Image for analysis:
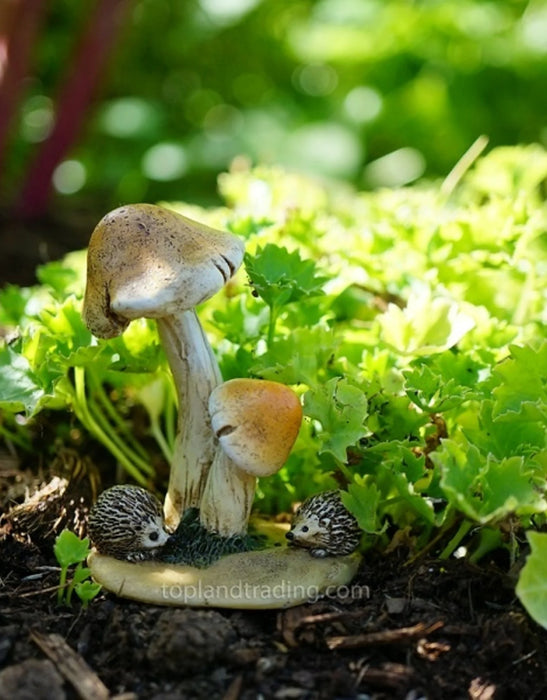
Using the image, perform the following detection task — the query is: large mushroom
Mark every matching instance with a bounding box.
[200,378,303,536]
[82,203,244,528]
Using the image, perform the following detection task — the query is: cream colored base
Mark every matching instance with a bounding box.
[88,547,361,609]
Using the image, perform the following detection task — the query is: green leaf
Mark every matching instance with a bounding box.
[492,343,547,422]
[379,292,475,356]
[74,580,102,606]
[341,478,386,534]
[304,377,368,462]
[516,532,547,630]
[71,566,93,585]
[0,284,33,326]
[252,326,339,385]
[404,351,483,412]
[0,345,44,414]
[244,244,327,309]
[434,439,546,524]
[466,400,546,460]
[53,530,91,569]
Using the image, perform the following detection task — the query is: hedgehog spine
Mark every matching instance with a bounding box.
[286,490,361,558]
[88,484,170,562]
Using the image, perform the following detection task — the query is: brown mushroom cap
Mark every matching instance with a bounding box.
[208,378,303,476]
[83,204,244,338]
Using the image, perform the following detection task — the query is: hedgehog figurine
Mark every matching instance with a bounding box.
[88,485,170,562]
[286,490,362,558]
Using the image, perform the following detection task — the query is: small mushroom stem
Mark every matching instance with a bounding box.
[157,310,222,528]
[199,451,256,537]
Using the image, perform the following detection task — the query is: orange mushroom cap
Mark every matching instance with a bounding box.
[208,378,303,476]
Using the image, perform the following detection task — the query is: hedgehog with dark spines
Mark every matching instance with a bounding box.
[88,485,170,562]
[286,490,362,558]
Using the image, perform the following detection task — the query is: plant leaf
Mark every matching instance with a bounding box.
[516,532,547,630]
[53,530,91,569]
[304,377,368,462]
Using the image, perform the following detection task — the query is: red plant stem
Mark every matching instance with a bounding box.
[16,0,133,219]
[0,0,47,187]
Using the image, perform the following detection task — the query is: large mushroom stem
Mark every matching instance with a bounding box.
[157,310,222,529]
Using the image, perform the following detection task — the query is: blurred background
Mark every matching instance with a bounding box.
[0,0,546,281]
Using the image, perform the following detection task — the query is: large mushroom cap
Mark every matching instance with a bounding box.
[83,204,244,338]
[208,378,303,476]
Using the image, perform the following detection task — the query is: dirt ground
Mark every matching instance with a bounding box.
[1,491,547,700]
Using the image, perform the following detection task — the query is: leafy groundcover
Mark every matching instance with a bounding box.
[1,145,547,697]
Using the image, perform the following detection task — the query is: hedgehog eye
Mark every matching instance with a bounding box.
[301,525,309,533]
[149,531,160,542]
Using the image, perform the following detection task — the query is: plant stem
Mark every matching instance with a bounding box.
[0,0,46,184]
[0,421,30,451]
[440,134,489,200]
[337,462,354,484]
[149,418,174,463]
[86,394,154,476]
[65,562,80,606]
[57,566,67,606]
[405,507,458,565]
[89,371,149,461]
[72,367,149,485]
[267,303,278,347]
[439,519,473,560]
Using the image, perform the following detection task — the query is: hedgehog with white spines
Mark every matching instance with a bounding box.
[286,490,362,558]
[88,485,170,562]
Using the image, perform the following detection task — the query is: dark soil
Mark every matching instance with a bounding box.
[2,494,547,700]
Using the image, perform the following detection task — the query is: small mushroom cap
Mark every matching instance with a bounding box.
[83,204,244,338]
[209,378,303,476]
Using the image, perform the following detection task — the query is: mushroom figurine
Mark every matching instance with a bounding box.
[82,203,244,528]
[84,203,361,608]
[199,378,303,536]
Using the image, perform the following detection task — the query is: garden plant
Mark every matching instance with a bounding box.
[1,143,546,695]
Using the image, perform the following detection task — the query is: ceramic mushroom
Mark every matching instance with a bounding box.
[82,203,244,528]
[83,204,361,608]
[200,378,303,536]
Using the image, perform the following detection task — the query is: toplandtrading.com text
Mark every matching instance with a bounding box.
[160,581,370,604]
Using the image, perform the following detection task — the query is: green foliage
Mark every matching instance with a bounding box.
[1,145,547,618]
[434,439,546,525]
[0,254,172,484]
[516,532,547,630]
[6,0,547,209]
[53,530,101,608]
[304,378,368,463]
[245,244,328,344]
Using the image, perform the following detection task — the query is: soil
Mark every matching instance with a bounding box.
[1,217,547,699]
[1,476,547,700]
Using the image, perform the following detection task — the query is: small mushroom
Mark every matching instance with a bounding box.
[199,378,303,536]
[82,204,244,528]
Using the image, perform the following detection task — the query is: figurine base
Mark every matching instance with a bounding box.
[88,546,361,609]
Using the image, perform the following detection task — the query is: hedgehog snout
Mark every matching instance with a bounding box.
[141,520,170,549]
[285,530,294,541]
